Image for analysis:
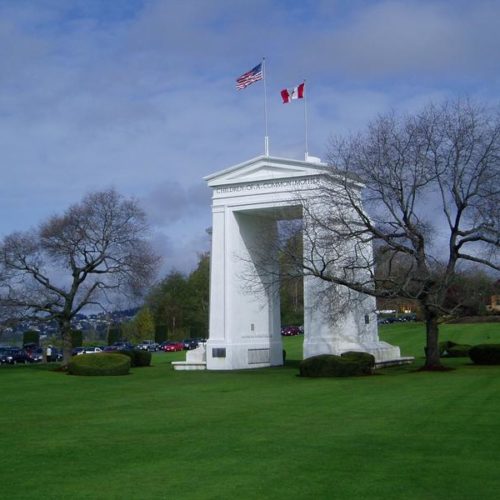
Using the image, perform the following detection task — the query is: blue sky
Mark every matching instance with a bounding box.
[1,0,499,275]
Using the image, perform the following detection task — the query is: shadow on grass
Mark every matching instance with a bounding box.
[284,359,301,370]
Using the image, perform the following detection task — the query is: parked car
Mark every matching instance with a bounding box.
[0,348,34,364]
[27,347,44,362]
[136,340,159,352]
[83,347,103,354]
[72,347,85,356]
[182,339,199,350]
[160,341,184,352]
[281,325,302,336]
[0,347,15,364]
[22,344,43,362]
[51,348,63,362]
[111,342,135,351]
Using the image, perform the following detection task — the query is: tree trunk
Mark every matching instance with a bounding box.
[423,311,442,369]
[60,320,73,365]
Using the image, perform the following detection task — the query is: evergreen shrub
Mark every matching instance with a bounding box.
[155,323,168,344]
[118,349,151,367]
[133,349,152,367]
[70,330,83,349]
[107,324,122,346]
[469,344,500,365]
[23,331,40,346]
[68,353,130,376]
[299,352,375,378]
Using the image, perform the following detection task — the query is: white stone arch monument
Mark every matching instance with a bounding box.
[195,155,401,371]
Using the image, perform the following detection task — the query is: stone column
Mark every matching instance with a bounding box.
[206,208,283,369]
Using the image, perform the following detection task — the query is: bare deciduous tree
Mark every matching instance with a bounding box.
[0,189,160,362]
[299,98,500,369]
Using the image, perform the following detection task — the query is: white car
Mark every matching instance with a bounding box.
[84,347,103,354]
[137,340,159,352]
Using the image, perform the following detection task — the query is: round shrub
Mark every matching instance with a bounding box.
[119,349,135,364]
[341,351,375,374]
[299,353,374,378]
[133,349,152,367]
[469,344,500,365]
[119,349,151,367]
[68,353,131,376]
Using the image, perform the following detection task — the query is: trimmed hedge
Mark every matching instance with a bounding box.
[447,344,472,357]
[299,352,375,378]
[70,330,83,349]
[23,331,40,346]
[469,344,500,365]
[119,349,152,367]
[439,341,472,357]
[68,353,131,376]
[133,349,152,367]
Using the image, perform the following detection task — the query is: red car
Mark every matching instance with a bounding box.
[160,341,184,352]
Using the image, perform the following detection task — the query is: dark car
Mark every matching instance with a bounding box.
[22,344,42,362]
[111,342,135,351]
[52,348,63,362]
[160,341,184,352]
[182,339,199,350]
[1,348,34,364]
[0,347,14,364]
[27,347,44,363]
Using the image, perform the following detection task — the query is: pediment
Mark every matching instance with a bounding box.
[205,155,328,188]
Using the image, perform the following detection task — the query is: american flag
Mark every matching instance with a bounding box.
[236,63,263,90]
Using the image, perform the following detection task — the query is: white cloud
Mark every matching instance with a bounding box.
[0,0,498,276]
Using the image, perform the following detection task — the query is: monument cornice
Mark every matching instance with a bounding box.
[205,155,363,191]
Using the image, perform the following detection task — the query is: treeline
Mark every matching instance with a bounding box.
[114,244,305,344]
[35,242,496,348]
[115,253,210,344]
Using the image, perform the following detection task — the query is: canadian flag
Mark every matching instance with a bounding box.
[281,82,305,103]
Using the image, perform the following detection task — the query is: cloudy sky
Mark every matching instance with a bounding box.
[1,0,499,276]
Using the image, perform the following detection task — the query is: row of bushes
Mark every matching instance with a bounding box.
[299,343,500,378]
[440,341,500,365]
[68,349,152,376]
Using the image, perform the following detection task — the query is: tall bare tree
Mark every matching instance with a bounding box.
[0,189,159,362]
[296,99,499,369]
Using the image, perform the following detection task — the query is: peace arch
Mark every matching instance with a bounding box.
[174,155,402,370]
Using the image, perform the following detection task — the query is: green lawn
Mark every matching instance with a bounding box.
[1,322,499,499]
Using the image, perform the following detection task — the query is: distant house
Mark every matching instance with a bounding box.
[486,295,500,313]
[376,297,419,315]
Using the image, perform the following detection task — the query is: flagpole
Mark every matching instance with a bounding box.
[263,57,269,156]
[304,79,308,161]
